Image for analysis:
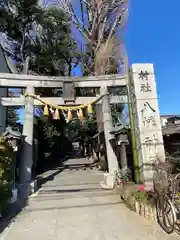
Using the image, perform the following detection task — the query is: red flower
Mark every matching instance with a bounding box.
[137,185,145,191]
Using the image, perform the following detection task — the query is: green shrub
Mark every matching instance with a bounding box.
[132,190,148,203]
[0,137,14,214]
[114,168,132,183]
[0,182,12,214]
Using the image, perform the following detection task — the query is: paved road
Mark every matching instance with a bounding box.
[1,158,179,240]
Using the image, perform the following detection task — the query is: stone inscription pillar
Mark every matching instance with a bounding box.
[130,64,165,188]
[19,85,34,197]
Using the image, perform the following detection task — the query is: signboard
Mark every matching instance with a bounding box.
[63,80,75,102]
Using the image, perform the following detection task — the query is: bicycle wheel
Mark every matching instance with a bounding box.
[156,196,176,234]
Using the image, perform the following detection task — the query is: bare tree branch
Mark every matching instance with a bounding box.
[59,0,129,75]
[20,30,25,63]
[23,56,30,74]
[57,0,91,42]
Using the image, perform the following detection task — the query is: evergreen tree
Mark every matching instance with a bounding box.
[30,6,81,76]
[0,1,80,169]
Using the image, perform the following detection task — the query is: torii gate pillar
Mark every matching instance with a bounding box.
[100,86,119,189]
[19,85,34,197]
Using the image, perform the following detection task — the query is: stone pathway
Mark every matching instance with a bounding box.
[1,158,179,240]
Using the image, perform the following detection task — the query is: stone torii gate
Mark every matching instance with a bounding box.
[0,63,165,196]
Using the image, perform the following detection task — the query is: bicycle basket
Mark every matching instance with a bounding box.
[153,167,169,195]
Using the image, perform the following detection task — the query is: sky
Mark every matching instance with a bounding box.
[18,0,180,122]
[126,0,180,114]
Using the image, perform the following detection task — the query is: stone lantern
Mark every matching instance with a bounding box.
[2,126,22,151]
[110,125,129,170]
[2,126,22,203]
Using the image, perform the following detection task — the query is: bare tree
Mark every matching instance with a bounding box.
[58,0,129,75]
[94,36,127,75]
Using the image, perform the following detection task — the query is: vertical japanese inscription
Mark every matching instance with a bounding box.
[138,71,157,129]
[140,102,156,128]
[142,134,160,162]
[138,70,159,163]
[139,70,152,93]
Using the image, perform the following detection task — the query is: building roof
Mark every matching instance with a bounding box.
[161,115,180,118]
[2,127,21,139]
[162,124,180,136]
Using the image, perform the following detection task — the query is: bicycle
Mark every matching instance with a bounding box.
[155,172,180,234]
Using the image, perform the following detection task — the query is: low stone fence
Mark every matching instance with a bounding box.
[117,183,157,221]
